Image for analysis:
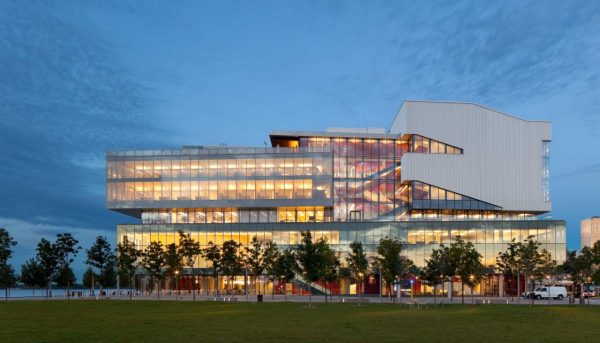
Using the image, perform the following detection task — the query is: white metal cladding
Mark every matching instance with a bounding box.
[391,101,552,213]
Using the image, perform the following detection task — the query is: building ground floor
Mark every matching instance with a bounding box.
[123,273,553,299]
[116,219,566,297]
[117,219,566,268]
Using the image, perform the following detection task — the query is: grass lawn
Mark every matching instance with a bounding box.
[1,300,599,342]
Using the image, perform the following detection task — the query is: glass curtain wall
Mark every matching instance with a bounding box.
[118,220,566,270]
[300,137,408,221]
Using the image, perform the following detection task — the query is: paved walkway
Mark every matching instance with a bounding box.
[4,293,599,305]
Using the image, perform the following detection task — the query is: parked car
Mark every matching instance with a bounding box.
[528,286,567,300]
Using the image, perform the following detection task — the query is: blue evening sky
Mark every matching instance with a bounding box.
[1,1,599,276]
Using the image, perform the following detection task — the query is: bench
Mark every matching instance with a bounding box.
[341,298,370,304]
[213,297,238,302]
[477,299,509,305]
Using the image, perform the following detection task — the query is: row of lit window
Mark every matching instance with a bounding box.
[406,228,562,244]
[410,135,463,154]
[301,137,408,158]
[107,180,331,202]
[106,157,332,179]
[141,207,331,224]
[412,181,465,201]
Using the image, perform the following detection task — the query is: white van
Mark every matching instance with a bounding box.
[531,286,567,300]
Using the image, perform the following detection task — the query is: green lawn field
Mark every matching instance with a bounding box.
[1,301,598,342]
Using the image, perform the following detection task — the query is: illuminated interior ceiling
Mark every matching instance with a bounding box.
[270,135,299,147]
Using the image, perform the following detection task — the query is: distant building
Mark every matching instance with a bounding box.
[106,100,566,296]
[581,217,600,250]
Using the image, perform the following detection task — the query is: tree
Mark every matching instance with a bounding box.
[53,265,76,288]
[421,246,445,304]
[86,236,115,295]
[36,238,58,298]
[0,228,17,266]
[347,241,369,304]
[83,267,97,289]
[244,236,264,295]
[516,236,553,306]
[116,236,141,300]
[220,240,243,294]
[294,231,325,307]
[318,240,340,302]
[374,237,411,303]
[571,246,595,305]
[20,258,46,296]
[53,233,81,300]
[177,230,201,300]
[202,242,221,297]
[101,258,118,289]
[460,243,483,304]
[142,241,166,299]
[164,243,183,295]
[496,238,520,301]
[0,228,17,300]
[448,237,483,304]
[263,241,281,299]
[274,249,296,302]
[0,265,18,299]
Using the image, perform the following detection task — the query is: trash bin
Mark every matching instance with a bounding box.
[257,294,263,302]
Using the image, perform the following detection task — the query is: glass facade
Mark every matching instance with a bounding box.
[107,125,563,296]
[301,137,407,221]
[542,141,550,202]
[106,146,333,211]
[409,134,463,154]
[411,181,502,211]
[117,220,567,269]
[141,207,331,224]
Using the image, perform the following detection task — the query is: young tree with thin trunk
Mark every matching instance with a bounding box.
[460,248,483,305]
[202,242,221,297]
[164,243,183,295]
[275,249,296,302]
[142,241,166,299]
[177,230,201,300]
[263,241,281,299]
[53,233,81,300]
[244,236,264,295]
[36,238,58,298]
[318,240,339,303]
[116,236,141,300]
[83,267,96,289]
[374,237,409,303]
[86,236,115,296]
[421,247,445,304]
[293,231,321,307]
[449,237,482,304]
[0,228,17,300]
[496,238,520,301]
[220,240,243,294]
[517,236,544,306]
[53,265,75,289]
[347,241,369,304]
[21,258,46,296]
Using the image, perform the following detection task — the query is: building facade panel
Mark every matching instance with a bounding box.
[393,101,551,212]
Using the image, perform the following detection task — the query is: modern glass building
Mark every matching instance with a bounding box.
[108,101,566,296]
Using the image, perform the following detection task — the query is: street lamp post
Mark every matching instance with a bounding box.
[358,272,364,305]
